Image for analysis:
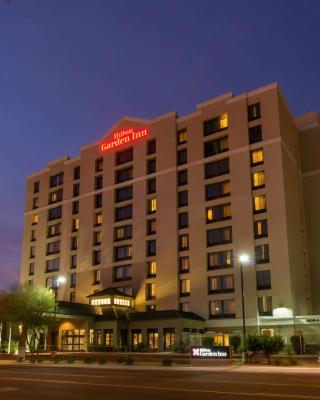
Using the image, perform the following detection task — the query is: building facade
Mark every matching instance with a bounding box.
[20,82,320,350]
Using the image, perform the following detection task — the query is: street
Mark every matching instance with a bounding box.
[1,364,320,399]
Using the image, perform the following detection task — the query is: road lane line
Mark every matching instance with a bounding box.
[0,377,320,399]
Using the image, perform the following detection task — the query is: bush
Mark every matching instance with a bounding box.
[67,357,75,364]
[37,358,43,363]
[135,342,146,352]
[162,358,173,366]
[84,357,95,364]
[230,335,241,353]
[247,334,284,363]
[117,356,125,363]
[17,356,24,363]
[290,335,304,355]
[125,357,134,365]
[305,344,320,355]
[202,336,214,347]
[98,358,107,365]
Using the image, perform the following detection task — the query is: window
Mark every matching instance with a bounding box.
[252,171,265,189]
[147,240,156,256]
[29,262,35,275]
[146,283,156,300]
[208,275,234,294]
[147,159,156,174]
[114,245,132,261]
[93,231,102,246]
[48,206,62,221]
[93,269,101,285]
[94,193,103,209]
[131,330,142,349]
[249,125,262,144]
[116,286,132,296]
[70,254,77,269]
[47,223,61,238]
[205,158,229,179]
[147,219,156,235]
[49,189,63,204]
[115,205,132,221]
[177,128,187,145]
[147,139,156,155]
[207,227,232,246]
[147,261,157,278]
[179,256,189,273]
[94,212,103,226]
[72,200,79,215]
[177,169,188,186]
[253,195,267,213]
[71,236,78,250]
[46,276,58,288]
[206,180,230,200]
[70,272,76,288]
[33,181,40,193]
[92,250,101,265]
[147,178,156,194]
[208,250,233,270]
[178,212,188,229]
[50,173,63,188]
[178,190,188,207]
[204,113,228,136]
[177,149,187,165]
[95,175,103,190]
[73,183,80,197]
[209,299,235,318]
[255,244,270,264]
[163,328,175,351]
[146,304,156,311]
[46,258,60,272]
[147,198,157,214]
[72,218,79,232]
[116,167,133,184]
[95,158,103,173]
[116,148,133,165]
[31,214,38,225]
[204,136,229,157]
[115,186,133,202]
[179,234,189,251]
[248,103,261,121]
[147,329,158,350]
[114,265,132,281]
[70,292,76,303]
[31,230,36,242]
[258,296,273,316]
[254,219,268,238]
[180,279,190,296]
[32,197,39,209]
[257,270,271,290]
[47,240,60,255]
[74,166,80,180]
[251,149,264,166]
[114,225,132,241]
[206,203,231,223]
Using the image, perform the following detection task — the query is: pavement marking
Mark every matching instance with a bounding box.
[0,387,19,392]
[1,377,320,399]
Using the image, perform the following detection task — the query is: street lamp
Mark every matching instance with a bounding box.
[239,254,250,363]
[51,276,66,351]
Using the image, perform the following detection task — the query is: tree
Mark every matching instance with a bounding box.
[290,335,304,355]
[0,284,55,361]
[247,334,284,364]
[229,335,241,353]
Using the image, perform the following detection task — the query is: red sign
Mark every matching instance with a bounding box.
[100,127,149,152]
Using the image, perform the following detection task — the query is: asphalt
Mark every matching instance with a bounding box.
[1,363,320,399]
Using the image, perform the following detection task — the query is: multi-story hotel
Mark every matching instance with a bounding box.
[20,82,320,352]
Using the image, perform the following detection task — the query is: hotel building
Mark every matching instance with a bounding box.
[20,82,320,351]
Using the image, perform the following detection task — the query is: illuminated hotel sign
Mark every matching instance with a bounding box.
[191,346,230,360]
[100,127,149,152]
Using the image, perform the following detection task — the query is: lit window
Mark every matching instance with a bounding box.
[253,195,267,213]
[180,279,190,296]
[146,283,156,300]
[93,269,101,284]
[95,212,103,226]
[31,214,38,225]
[248,103,261,121]
[179,234,189,251]
[147,198,157,214]
[72,218,80,232]
[177,129,187,145]
[251,149,264,166]
[147,261,157,278]
[252,171,265,189]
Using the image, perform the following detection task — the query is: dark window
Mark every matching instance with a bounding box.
[71,254,77,269]
[47,223,61,238]
[146,283,156,300]
[48,206,62,221]
[248,103,261,121]
[207,250,233,270]
[204,136,229,157]
[257,270,271,290]
[70,292,76,303]
[177,149,187,165]
[115,186,133,202]
[254,219,268,238]
[147,139,156,155]
[205,158,229,179]
[147,178,156,194]
[147,159,156,174]
[32,197,39,209]
[92,269,101,285]
[114,265,132,281]
[114,225,132,241]
[70,272,76,288]
[115,205,132,222]
[46,258,60,272]
[33,181,40,193]
[178,212,189,229]
[29,262,35,275]
[30,230,36,242]
[177,129,187,145]
[147,240,156,256]
[116,167,133,184]
[71,236,78,250]
[93,231,102,246]
[258,296,273,316]
[47,240,60,255]
[178,190,188,207]
[95,175,103,190]
[249,125,262,144]
[203,113,228,136]
[95,158,103,172]
[73,166,80,180]
[255,244,270,264]
[209,299,235,319]
[50,173,63,188]
[49,189,63,204]
[206,203,231,223]
[94,193,103,209]
[205,180,230,201]
[207,226,232,246]
[72,201,79,215]
[116,148,133,166]
[208,275,234,294]
[146,219,156,235]
[179,234,189,251]
[177,170,188,186]
[114,245,132,261]
[73,183,80,197]
[179,256,189,273]
[92,250,101,265]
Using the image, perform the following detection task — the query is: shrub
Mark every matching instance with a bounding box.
[67,357,75,364]
[98,358,107,365]
[17,356,24,363]
[84,357,94,364]
[117,356,125,363]
[290,335,304,355]
[287,356,298,365]
[247,334,284,363]
[125,357,134,365]
[305,344,320,355]
[202,336,214,347]
[37,358,43,363]
[230,335,241,353]
[162,358,173,366]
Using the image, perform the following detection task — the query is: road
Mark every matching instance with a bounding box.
[1,364,320,400]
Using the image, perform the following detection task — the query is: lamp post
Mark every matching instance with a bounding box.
[51,276,66,351]
[239,254,249,363]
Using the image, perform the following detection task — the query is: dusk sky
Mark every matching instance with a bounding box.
[0,0,319,290]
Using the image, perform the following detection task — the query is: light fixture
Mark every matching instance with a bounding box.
[57,276,66,285]
[239,254,250,263]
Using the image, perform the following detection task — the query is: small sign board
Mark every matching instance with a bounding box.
[191,346,230,360]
